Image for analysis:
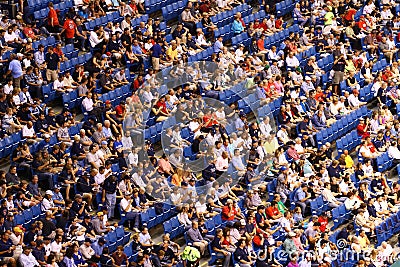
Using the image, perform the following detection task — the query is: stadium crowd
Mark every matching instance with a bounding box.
[2,0,400,266]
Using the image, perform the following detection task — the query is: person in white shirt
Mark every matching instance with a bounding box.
[19,87,33,105]
[277,126,290,144]
[119,193,141,231]
[215,151,229,174]
[381,5,393,23]
[259,116,272,138]
[34,45,46,68]
[279,211,292,233]
[139,227,154,247]
[127,149,138,168]
[19,247,39,267]
[79,239,95,261]
[388,141,400,160]
[41,190,58,212]
[363,0,375,14]
[322,183,346,208]
[359,141,375,159]
[81,92,95,114]
[89,26,105,50]
[122,131,134,150]
[344,191,362,211]
[53,75,66,93]
[22,121,37,140]
[196,28,210,48]
[4,26,20,45]
[141,86,155,104]
[234,44,246,62]
[286,52,300,69]
[63,72,78,91]
[4,79,13,95]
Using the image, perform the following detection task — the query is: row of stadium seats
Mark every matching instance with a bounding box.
[315,106,370,148]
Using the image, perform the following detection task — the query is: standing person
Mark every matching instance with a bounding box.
[60,14,77,45]
[150,39,163,73]
[47,2,61,34]
[332,53,346,95]
[102,175,118,219]
[45,46,60,82]
[4,54,23,89]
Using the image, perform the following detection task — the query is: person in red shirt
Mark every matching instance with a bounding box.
[60,14,77,45]
[115,100,127,121]
[265,201,283,220]
[356,118,370,139]
[317,212,329,232]
[221,199,238,221]
[53,43,67,62]
[365,136,377,154]
[202,109,219,128]
[23,23,39,41]
[344,8,356,23]
[382,66,393,82]
[132,74,144,91]
[358,16,367,32]
[47,2,61,33]
[259,18,268,32]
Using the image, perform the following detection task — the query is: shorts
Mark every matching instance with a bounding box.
[332,71,344,85]
[152,57,160,71]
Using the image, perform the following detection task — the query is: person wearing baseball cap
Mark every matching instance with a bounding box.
[276,165,290,204]
[42,190,58,213]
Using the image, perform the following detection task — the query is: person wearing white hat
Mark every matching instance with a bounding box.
[41,190,58,213]
[301,76,315,95]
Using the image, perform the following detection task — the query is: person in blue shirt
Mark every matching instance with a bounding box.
[0,231,16,266]
[5,53,23,89]
[91,238,106,261]
[150,39,163,72]
[294,183,311,216]
[231,15,244,35]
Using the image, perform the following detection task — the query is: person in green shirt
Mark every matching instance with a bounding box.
[324,6,335,26]
[274,194,288,214]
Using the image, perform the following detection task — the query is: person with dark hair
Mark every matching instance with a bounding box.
[63,247,76,267]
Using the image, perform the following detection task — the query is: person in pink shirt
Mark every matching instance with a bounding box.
[158,154,174,177]
[287,141,300,162]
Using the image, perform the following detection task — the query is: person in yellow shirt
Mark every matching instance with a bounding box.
[343,150,354,169]
[264,131,279,154]
[166,40,179,64]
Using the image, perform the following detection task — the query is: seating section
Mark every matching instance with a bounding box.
[316,106,370,148]
[161,0,188,22]
[31,36,59,51]
[145,0,180,14]
[33,0,74,24]
[197,4,253,30]
[275,0,295,17]
[336,129,362,156]
[83,11,124,31]
[13,204,44,229]
[331,204,353,230]
[376,151,393,173]
[28,0,63,12]
[375,210,400,246]
[103,226,131,253]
